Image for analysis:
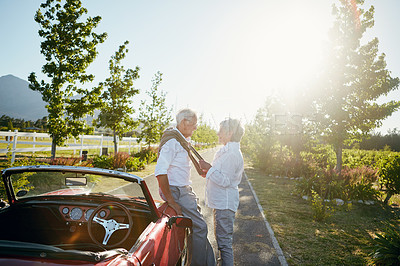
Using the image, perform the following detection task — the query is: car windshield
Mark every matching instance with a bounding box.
[9,171,145,201]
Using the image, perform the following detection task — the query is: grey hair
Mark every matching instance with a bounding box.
[220,118,244,142]
[176,108,197,125]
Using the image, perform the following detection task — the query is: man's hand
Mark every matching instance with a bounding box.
[156,174,183,215]
[199,160,212,178]
[168,201,183,215]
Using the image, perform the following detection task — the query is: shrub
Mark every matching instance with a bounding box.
[133,147,158,164]
[377,154,400,204]
[371,221,400,265]
[341,166,378,185]
[113,152,130,169]
[92,155,113,169]
[125,157,146,171]
[311,190,333,222]
[50,157,81,166]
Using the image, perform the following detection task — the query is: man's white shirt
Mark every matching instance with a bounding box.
[155,128,192,186]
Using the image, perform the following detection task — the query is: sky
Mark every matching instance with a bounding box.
[0,0,399,133]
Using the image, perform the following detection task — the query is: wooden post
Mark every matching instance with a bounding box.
[80,135,84,157]
[100,134,104,156]
[32,132,36,154]
[11,129,18,164]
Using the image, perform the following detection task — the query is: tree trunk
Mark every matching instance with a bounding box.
[113,131,118,153]
[335,143,343,175]
[51,139,57,160]
[384,192,393,205]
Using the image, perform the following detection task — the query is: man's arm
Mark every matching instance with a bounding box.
[156,174,182,215]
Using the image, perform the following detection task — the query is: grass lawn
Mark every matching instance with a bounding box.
[245,166,400,265]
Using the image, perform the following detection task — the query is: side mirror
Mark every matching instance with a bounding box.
[16,190,28,197]
[167,216,192,229]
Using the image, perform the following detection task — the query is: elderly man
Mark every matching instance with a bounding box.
[155,108,215,266]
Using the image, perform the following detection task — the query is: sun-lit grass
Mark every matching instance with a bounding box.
[246,166,400,265]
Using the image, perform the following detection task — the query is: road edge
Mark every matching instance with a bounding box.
[244,171,288,266]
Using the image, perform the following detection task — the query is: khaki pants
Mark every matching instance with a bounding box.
[161,185,216,266]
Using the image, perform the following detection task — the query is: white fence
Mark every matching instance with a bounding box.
[0,130,142,163]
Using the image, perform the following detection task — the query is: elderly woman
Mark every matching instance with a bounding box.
[200,118,245,266]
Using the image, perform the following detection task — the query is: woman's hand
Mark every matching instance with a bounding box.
[199,160,212,177]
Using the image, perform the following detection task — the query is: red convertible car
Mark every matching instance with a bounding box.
[0,165,192,265]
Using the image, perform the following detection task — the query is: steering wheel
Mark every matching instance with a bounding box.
[88,202,133,248]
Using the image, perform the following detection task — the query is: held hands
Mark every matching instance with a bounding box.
[199,160,212,178]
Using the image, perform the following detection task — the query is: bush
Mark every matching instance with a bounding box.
[295,165,380,202]
[113,152,130,169]
[50,157,81,166]
[377,154,400,204]
[125,157,146,171]
[92,155,113,169]
[133,147,158,164]
[371,221,400,265]
[311,190,333,222]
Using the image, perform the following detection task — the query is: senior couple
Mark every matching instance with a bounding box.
[155,108,244,266]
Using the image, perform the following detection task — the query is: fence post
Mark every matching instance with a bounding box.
[100,134,103,156]
[32,132,36,154]
[11,129,18,164]
[128,137,131,154]
[116,135,119,153]
[80,135,84,157]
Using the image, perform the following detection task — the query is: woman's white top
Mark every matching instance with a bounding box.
[205,142,244,212]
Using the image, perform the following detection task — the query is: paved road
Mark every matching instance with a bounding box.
[143,147,284,265]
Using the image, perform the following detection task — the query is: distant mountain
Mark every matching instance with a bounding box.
[0,74,47,121]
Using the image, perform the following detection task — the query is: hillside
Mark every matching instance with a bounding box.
[0,74,47,120]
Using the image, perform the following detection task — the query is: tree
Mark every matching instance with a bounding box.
[191,116,218,145]
[28,0,107,158]
[96,41,140,153]
[241,96,282,172]
[137,72,172,148]
[311,0,400,174]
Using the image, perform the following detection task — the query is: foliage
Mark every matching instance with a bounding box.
[137,72,172,147]
[125,157,145,171]
[50,157,81,166]
[247,167,400,265]
[92,155,114,169]
[295,165,380,202]
[311,190,333,222]
[96,41,140,153]
[113,152,130,169]
[91,152,146,171]
[377,154,400,204]
[133,147,158,164]
[360,129,400,152]
[28,0,107,158]
[309,0,400,174]
[191,116,218,145]
[371,221,400,265]
[0,115,48,131]
[0,153,48,200]
[241,97,281,172]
